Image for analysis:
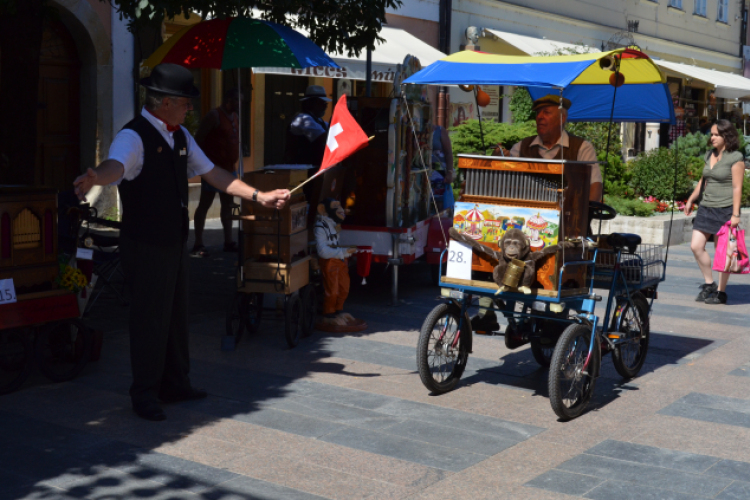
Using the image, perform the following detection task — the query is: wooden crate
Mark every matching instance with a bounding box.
[243,229,309,263]
[240,255,310,295]
[244,169,308,192]
[242,201,308,235]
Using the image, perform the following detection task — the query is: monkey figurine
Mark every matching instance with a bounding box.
[448,227,570,293]
[314,198,367,333]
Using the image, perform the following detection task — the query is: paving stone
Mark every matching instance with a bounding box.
[61,467,201,500]
[557,454,731,497]
[705,459,750,483]
[584,439,720,473]
[716,481,750,500]
[525,469,605,496]
[319,426,488,472]
[202,475,329,500]
[231,406,348,438]
[659,401,750,429]
[583,479,710,500]
[267,396,404,430]
[379,419,518,456]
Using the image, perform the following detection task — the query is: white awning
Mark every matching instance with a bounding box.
[482,28,597,56]
[254,26,445,82]
[655,60,750,99]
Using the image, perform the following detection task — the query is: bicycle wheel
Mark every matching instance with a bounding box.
[244,293,264,336]
[35,319,92,383]
[548,323,599,420]
[299,285,317,337]
[611,292,650,379]
[226,293,247,344]
[284,292,303,348]
[0,329,33,395]
[417,303,470,394]
[530,338,555,367]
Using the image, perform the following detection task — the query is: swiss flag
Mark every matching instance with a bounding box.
[319,95,369,172]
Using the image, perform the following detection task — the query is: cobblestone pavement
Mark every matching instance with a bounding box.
[4,224,750,500]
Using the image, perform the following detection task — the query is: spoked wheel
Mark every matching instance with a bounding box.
[548,323,600,420]
[417,303,470,394]
[299,285,317,338]
[0,329,34,394]
[611,292,650,379]
[530,337,556,367]
[284,292,304,348]
[226,293,247,344]
[244,293,264,336]
[35,319,92,382]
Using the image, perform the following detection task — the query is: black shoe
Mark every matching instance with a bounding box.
[133,402,166,421]
[705,291,727,305]
[696,282,717,301]
[159,387,208,404]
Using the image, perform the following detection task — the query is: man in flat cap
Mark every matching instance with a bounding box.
[73,63,290,422]
[285,84,332,173]
[508,94,602,202]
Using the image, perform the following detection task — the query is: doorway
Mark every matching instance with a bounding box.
[36,19,80,190]
[263,75,309,166]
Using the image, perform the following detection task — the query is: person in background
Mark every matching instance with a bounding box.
[699,117,712,135]
[432,125,454,185]
[191,88,243,257]
[684,119,744,305]
[73,64,290,421]
[285,85,331,175]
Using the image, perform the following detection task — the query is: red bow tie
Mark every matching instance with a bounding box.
[146,109,180,132]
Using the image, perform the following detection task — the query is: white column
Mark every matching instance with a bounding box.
[645,123,660,152]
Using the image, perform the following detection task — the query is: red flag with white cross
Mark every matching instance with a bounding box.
[319,95,369,172]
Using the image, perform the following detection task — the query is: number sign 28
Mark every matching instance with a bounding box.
[446,241,472,280]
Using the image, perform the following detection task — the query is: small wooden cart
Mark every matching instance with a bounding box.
[225,167,318,349]
[0,187,92,395]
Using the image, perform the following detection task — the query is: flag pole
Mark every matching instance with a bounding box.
[288,136,375,195]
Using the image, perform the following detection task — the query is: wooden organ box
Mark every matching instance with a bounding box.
[453,155,592,293]
[0,187,58,293]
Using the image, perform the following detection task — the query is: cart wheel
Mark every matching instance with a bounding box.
[548,323,599,421]
[284,292,304,348]
[299,285,317,337]
[417,302,470,394]
[611,292,650,379]
[244,293,264,335]
[226,293,247,344]
[0,329,34,395]
[530,338,555,368]
[35,319,92,383]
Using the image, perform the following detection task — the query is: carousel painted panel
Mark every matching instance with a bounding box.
[452,202,560,252]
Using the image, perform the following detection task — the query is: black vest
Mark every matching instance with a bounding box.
[519,134,585,161]
[118,115,189,245]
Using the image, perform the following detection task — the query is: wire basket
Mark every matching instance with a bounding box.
[589,244,665,288]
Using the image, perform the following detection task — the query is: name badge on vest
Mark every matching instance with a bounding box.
[180,148,187,156]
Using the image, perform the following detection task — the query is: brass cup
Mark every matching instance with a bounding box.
[502,259,526,288]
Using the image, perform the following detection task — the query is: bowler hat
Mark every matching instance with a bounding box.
[300,85,331,102]
[140,63,200,99]
[532,94,572,111]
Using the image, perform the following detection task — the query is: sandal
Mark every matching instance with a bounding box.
[223,241,238,252]
[190,245,209,258]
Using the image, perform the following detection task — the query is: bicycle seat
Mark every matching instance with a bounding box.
[606,233,641,253]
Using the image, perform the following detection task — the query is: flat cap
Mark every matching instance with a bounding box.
[532,94,572,111]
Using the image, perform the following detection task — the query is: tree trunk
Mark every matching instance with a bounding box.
[0,0,46,185]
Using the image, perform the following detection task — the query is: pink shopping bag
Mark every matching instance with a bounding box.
[713,222,750,274]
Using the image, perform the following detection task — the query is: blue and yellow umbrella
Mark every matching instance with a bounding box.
[403,48,674,123]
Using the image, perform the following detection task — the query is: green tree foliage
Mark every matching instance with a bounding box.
[671,131,710,158]
[109,0,401,56]
[508,88,534,123]
[603,195,656,216]
[449,119,537,168]
[629,148,694,201]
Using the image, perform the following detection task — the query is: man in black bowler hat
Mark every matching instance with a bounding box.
[73,63,290,421]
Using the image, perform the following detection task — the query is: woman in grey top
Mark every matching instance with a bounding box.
[684,119,745,304]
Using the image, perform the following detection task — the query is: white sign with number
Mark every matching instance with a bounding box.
[0,278,17,305]
[76,247,94,260]
[446,240,473,280]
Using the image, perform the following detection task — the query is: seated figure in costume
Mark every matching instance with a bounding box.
[314,198,367,332]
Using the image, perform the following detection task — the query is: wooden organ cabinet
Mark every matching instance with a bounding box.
[453,155,591,293]
[0,187,58,293]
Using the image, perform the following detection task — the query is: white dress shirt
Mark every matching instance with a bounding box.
[510,131,602,184]
[108,107,214,184]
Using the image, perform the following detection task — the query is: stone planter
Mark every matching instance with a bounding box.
[595,212,750,246]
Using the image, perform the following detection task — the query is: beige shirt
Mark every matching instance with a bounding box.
[510,131,602,184]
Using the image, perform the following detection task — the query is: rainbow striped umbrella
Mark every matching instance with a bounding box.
[143,17,338,70]
[404,48,674,123]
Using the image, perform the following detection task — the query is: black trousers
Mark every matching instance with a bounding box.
[120,235,191,407]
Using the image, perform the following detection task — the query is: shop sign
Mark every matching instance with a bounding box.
[287,66,398,82]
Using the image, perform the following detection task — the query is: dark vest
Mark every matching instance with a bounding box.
[118,115,189,245]
[519,134,585,161]
[285,113,329,168]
